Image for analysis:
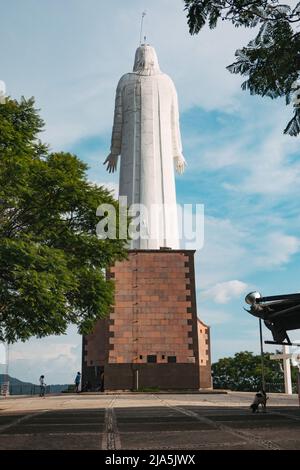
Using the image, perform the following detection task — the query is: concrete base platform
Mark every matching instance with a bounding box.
[0,392,299,450]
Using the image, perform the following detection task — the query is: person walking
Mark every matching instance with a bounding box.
[39,375,46,398]
[75,371,81,393]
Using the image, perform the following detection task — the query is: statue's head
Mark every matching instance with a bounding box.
[133,44,161,75]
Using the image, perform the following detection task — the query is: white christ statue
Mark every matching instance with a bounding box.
[104,44,186,249]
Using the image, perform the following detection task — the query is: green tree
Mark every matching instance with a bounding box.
[212,351,298,391]
[0,97,128,343]
[184,0,300,135]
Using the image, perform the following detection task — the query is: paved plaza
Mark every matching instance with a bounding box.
[0,392,300,450]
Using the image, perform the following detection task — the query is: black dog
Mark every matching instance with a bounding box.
[250,391,268,413]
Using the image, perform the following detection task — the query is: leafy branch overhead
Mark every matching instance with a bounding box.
[0,97,128,343]
[184,0,300,135]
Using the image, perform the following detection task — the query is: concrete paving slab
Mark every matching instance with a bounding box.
[120,430,258,450]
[0,415,26,426]
[4,423,103,434]
[204,413,292,422]
[0,433,102,450]
[118,421,214,433]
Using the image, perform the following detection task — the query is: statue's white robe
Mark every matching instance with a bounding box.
[109,45,183,249]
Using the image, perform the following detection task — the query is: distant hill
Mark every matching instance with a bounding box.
[0,374,69,395]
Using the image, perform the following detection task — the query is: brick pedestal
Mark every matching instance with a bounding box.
[82,249,211,391]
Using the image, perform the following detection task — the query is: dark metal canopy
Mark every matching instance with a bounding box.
[244,291,300,344]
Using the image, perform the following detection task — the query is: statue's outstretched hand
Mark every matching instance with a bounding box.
[103,153,118,173]
[175,155,187,175]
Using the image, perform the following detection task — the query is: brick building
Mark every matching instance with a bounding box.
[82,249,211,390]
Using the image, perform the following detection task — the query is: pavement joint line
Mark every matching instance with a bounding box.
[102,395,121,450]
[152,394,282,451]
[0,410,50,434]
[0,432,103,437]
[9,423,103,427]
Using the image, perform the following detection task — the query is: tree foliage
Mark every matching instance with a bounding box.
[0,97,128,342]
[184,0,300,135]
[212,351,299,391]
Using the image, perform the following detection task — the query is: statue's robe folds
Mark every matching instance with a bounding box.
[110,45,184,249]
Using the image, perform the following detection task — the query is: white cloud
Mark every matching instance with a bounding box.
[10,343,76,362]
[196,216,249,288]
[217,105,300,196]
[255,232,300,268]
[90,180,119,198]
[202,280,248,304]
[9,353,80,385]
[197,216,300,289]
[7,326,82,384]
[201,141,246,170]
[184,96,300,198]
[200,309,233,326]
[237,129,300,196]
[1,0,254,149]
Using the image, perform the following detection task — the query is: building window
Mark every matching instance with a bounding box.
[162,355,165,360]
[139,355,143,360]
[90,360,93,365]
[147,355,157,363]
[167,356,176,363]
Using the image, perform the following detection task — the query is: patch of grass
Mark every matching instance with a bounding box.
[61,384,75,393]
[138,387,160,392]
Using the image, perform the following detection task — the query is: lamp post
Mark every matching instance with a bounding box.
[245,292,266,391]
[298,370,300,407]
[259,318,266,391]
[291,353,300,407]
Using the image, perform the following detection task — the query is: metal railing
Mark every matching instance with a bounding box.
[0,384,69,396]
[213,381,298,393]
[264,382,298,394]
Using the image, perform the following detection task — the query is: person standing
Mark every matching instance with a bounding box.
[39,375,46,398]
[75,371,81,393]
[100,371,104,392]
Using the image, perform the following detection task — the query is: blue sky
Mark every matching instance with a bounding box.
[1,0,300,384]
